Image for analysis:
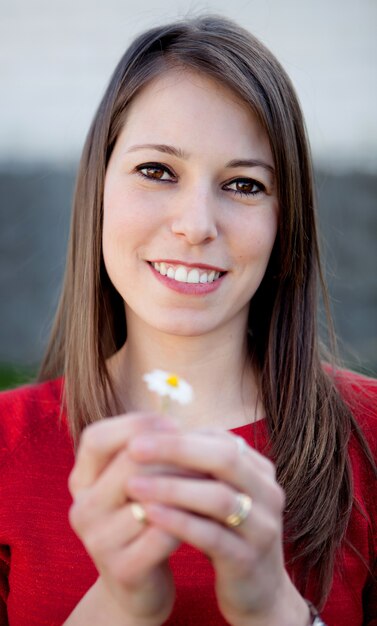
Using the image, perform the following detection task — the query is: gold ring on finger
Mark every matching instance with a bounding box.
[225,493,252,528]
[130,502,148,524]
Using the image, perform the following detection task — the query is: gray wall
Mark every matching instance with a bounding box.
[0,167,72,366]
[315,171,377,373]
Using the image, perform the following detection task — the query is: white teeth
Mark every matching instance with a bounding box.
[187,269,200,283]
[174,267,187,282]
[152,262,222,284]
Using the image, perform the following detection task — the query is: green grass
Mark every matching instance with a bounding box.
[0,364,37,391]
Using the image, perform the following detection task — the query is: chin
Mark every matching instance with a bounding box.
[146,312,218,337]
[156,321,212,337]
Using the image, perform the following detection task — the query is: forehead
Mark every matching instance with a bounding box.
[115,68,272,162]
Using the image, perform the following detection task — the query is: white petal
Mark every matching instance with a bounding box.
[143,369,193,404]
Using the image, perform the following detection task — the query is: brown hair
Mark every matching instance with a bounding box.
[39,15,374,606]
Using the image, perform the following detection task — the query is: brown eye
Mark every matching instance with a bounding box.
[235,180,256,193]
[224,177,265,197]
[136,163,174,181]
[144,166,165,179]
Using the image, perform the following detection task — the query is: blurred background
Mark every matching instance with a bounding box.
[1,0,376,389]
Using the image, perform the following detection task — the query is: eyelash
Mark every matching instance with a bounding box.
[223,178,265,197]
[135,162,175,183]
[135,162,266,197]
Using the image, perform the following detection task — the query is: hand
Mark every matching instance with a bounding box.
[68,413,182,626]
[126,429,309,626]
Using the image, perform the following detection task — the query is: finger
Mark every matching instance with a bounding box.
[71,445,191,525]
[127,472,284,529]
[69,498,146,557]
[70,448,135,524]
[69,413,177,496]
[144,501,282,570]
[142,503,251,566]
[108,525,180,586]
[127,475,240,525]
[70,499,180,586]
[128,431,277,496]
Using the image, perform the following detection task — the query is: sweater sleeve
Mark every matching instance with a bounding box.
[363,557,377,625]
[0,545,9,625]
[0,389,14,626]
[345,372,377,626]
[0,380,64,626]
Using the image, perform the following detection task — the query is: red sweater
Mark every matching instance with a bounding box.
[0,372,376,626]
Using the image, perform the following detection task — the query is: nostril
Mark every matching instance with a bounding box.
[171,224,218,245]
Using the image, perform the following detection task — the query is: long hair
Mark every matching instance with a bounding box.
[39,15,373,606]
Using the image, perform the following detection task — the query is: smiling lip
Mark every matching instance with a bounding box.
[150,259,227,273]
[147,261,226,295]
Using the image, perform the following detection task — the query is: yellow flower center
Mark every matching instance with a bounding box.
[166,374,180,387]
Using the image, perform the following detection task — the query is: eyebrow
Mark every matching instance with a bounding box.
[126,143,189,159]
[126,143,275,174]
[225,158,275,174]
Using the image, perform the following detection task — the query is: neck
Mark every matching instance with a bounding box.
[108,315,263,431]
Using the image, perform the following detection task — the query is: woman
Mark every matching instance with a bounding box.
[0,15,376,626]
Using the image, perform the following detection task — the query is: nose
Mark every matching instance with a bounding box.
[170,185,218,245]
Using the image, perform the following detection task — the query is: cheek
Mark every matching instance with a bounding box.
[102,189,134,279]
[103,181,167,234]
[236,210,278,264]
[102,187,151,257]
[102,204,122,270]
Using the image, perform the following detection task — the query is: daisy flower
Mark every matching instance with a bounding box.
[143,369,193,406]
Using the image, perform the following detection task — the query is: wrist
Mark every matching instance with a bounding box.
[98,577,168,626]
[63,577,166,626]
[230,572,310,626]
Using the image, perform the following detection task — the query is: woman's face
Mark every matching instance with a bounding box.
[103,69,278,339]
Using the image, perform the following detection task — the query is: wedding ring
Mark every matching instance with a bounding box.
[130,502,147,524]
[225,493,252,528]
